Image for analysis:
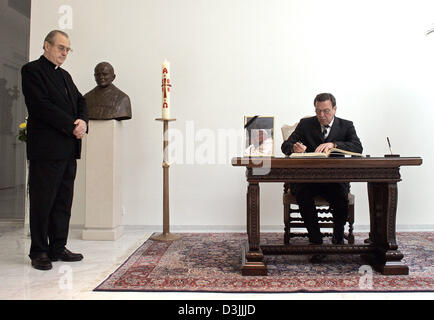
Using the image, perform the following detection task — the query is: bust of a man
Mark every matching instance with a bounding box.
[84,62,132,120]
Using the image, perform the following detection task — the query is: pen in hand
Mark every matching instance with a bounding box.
[294,141,306,153]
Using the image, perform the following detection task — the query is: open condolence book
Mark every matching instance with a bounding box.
[289,147,363,158]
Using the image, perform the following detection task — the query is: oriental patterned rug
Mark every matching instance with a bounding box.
[94,232,434,293]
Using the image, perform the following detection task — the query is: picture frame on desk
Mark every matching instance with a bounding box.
[244,116,275,157]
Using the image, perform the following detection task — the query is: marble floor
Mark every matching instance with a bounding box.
[0,226,432,300]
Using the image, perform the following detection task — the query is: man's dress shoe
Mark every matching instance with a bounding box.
[309,239,326,263]
[309,239,323,245]
[50,248,83,262]
[31,253,52,271]
[332,236,345,245]
[309,254,327,263]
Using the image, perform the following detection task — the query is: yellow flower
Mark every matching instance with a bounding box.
[19,122,27,129]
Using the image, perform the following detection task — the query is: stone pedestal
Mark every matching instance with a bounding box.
[82,120,123,240]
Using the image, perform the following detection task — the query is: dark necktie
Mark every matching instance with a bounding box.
[322,125,330,139]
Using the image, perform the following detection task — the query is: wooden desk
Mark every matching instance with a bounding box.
[231,157,423,276]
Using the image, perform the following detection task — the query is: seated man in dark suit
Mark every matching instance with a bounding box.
[281,93,363,256]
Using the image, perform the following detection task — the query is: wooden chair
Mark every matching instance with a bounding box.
[281,122,355,244]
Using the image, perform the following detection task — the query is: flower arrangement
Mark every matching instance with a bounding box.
[18,120,27,142]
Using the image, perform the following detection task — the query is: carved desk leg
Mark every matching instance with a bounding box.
[242,182,267,276]
[364,182,376,245]
[367,182,408,275]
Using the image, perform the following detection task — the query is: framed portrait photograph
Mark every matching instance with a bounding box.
[244,116,275,157]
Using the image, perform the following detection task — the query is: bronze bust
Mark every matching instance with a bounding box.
[84,62,132,120]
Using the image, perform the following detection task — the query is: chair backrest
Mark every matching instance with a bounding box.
[281,122,298,141]
[281,116,310,141]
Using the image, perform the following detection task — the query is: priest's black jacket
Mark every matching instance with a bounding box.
[21,55,88,160]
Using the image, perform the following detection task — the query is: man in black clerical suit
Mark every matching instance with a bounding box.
[281,93,362,261]
[21,30,88,270]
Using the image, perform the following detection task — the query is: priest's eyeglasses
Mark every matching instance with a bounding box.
[55,44,73,53]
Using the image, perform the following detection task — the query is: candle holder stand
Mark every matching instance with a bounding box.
[151,118,181,242]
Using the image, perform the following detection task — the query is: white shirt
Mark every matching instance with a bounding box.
[321,117,334,139]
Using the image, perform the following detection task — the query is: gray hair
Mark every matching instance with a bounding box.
[43,30,69,49]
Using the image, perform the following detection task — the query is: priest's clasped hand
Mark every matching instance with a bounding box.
[73,119,87,139]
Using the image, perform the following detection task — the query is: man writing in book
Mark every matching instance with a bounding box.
[281,93,362,260]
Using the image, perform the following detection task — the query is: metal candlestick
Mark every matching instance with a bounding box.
[151,118,181,242]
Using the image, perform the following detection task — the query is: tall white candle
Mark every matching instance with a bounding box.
[162,60,171,119]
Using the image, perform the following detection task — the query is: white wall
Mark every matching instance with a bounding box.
[29,0,434,230]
